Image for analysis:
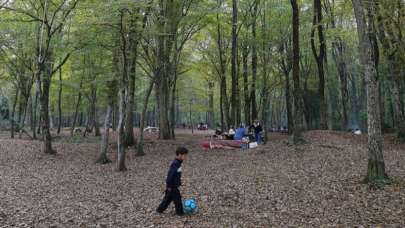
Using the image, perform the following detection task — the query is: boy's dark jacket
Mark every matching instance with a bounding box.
[166,159,182,189]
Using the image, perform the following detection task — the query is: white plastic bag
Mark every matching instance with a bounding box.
[249,142,258,148]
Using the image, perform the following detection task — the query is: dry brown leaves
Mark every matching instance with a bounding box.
[0,130,405,227]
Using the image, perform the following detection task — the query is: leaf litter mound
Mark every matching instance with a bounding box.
[0,130,405,227]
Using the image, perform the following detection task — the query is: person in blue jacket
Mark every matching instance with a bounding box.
[156,147,188,216]
[234,125,246,140]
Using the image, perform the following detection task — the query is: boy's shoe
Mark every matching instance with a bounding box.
[176,212,185,216]
[156,209,163,214]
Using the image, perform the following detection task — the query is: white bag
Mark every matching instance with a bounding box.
[249,142,258,148]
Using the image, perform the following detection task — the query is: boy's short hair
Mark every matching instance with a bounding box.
[176,147,189,155]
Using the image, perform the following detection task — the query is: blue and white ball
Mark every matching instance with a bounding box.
[183,199,197,214]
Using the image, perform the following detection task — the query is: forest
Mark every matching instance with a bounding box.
[0,0,405,226]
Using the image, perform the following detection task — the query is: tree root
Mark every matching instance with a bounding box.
[362,176,392,189]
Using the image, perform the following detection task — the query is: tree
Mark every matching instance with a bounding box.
[326,0,350,130]
[57,65,63,134]
[250,0,259,123]
[116,9,129,171]
[311,0,328,130]
[124,4,151,147]
[96,79,115,164]
[137,79,154,156]
[215,0,230,130]
[230,0,238,127]
[140,0,202,139]
[375,0,405,142]
[352,0,388,183]
[123,11,138,147]
[242,40,250,125]
[70,73,84,137]
[289,0,305,145]
[259,0,271,143]
[278,41,293,135]
[3,0,79,154]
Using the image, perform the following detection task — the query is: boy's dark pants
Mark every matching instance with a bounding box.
[157,188,183,215]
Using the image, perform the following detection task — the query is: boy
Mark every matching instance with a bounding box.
[156,147,188,216]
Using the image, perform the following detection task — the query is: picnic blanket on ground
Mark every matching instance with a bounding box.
[202,139,243,149]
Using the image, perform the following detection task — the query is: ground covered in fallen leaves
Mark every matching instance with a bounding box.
[1,129,405,227]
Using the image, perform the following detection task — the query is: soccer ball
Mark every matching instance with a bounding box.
[183,199,197,214]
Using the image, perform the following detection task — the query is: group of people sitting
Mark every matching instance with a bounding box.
[215,121,264,144]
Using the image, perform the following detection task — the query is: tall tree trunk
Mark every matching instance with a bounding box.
[189,98,193,134]
[215,7,230,129]
[208,81,215,128]
[91,83,101,136]
[156,80,171,139]
[279,41,293,134]
[350,74,360,127]
[16,96,23,134]
[96,105,112,164]
[124,10,142,147]
[230,0,238,127]
[155,0,172,140]
[117,10,129,171]
[375,1,405,142]
[285,72,293,135]
[29,92,34,134]
[242,43,250,125]
[311,0,328,130]
[332,39,349,130]
[10,88,19,139]
[289,0,305,145]
[220,88,225,131]
[18,96,29,139]
[137,81,154,156]
[40,51,56,154]
[31,83,39,139]
[175,90,180,125]
[57,64,63,134]
[250,0,259,123]
[153,105,157,127]
[124,47,137,147]
[97,78,116,163]
[34,78,41,138]
[220,76,230,128]
[236,53,241,126]
[261,3,269,143]
[117,84,127,171]
[170,74,177,139]
[70,77,83,137]
[352,0,387,183]
[388,88,395,127]
[392,79,405,142]
[261,64,269,144]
